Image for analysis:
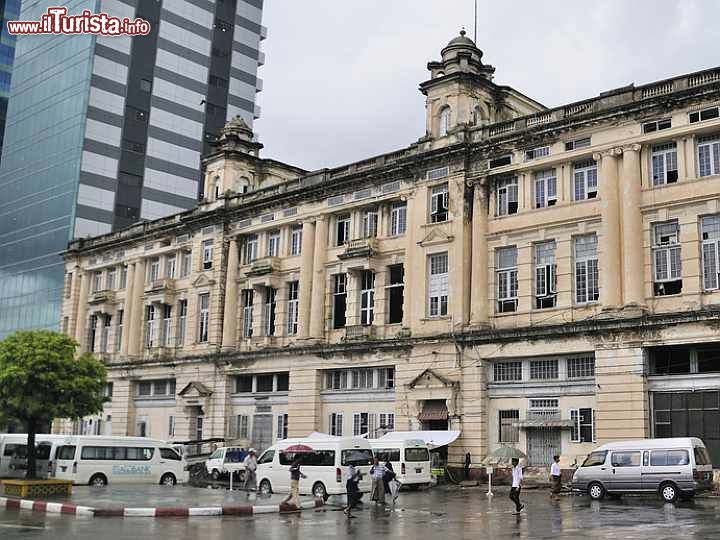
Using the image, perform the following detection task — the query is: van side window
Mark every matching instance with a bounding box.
[160,448,182,461]
[226,450,243,463]
[643,451,649,466]
[581,451,607,467]
[257,450,274,464]
[210,449,223,460]
[279,450,335,467]
[694,446,712,465]
[651,450,689,466]
[611,451,641,467]
[374,449,401,462]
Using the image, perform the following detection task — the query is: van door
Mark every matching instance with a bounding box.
[643,449,690,493]
[608,450,642,492]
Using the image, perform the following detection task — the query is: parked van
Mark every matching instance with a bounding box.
[0,434,66,479]
[370,438,432,487]
[256,436,374,498]
[572,437,714,502]
[205,446,247,480]
[53,436,189,486]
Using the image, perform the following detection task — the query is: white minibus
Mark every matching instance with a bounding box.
[205,446,247,480]
[0,434,66,479]
[370,438,432,487]
[52,436,189,486]
[256,436,374,498]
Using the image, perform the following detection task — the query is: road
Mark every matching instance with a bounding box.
[2,487,720,539]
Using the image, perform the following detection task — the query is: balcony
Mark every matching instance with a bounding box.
[89,290,116,305]
[246,256,281,277]
[338,238,377,262]
[344,325,376,341]
[514,409,574,429]
[144,278,175,294]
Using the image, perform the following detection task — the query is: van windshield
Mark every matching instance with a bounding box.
[342,449,373,466]
[694,446,712,466]
[374,449,401,462]
[582,451,607,467]
[405,448,430,462]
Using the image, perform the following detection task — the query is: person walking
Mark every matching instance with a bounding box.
[384,461,401,503]
[509,457,524,514]
[369,456,387,505]
[550,455,562,500]
[464,453,472,481]
[343,463,362,517]
[283,456,307,508]
[242,448,258,495]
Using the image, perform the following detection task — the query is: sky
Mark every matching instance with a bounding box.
[255,0,720,172]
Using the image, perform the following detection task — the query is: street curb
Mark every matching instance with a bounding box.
[0,496,324,518]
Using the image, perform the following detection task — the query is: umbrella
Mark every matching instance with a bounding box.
[282,444,314,454]
[481,446,527,466]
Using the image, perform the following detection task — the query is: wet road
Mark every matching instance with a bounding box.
[2,487,720,539]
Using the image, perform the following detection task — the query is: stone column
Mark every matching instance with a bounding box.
[74,271,89,350]
[120,262,135,355]
[596,149,622,308]
[620,144,645,307]
[685,135,697,179]
[127,259,146,356]
[297,220,316,338]
[221,238,239,348]
[401,194,417,329]
[470,182,489,324]
[309,217,328,339]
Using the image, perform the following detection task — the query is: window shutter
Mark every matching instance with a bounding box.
[549,264,557,293]
[536,266,546,297]
[337,413,343,436]
[698,145,711,177]
[702,242,719,290]
[508,183,518,203]
[570,409,580,442]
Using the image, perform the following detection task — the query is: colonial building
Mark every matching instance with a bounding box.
[59,31,720,468]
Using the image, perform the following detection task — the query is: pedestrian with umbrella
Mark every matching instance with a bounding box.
[481,446,527,512]
[281,444,312,508]
[369,456,387,505]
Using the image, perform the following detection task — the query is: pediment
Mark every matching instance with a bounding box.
[418,227,454,247]
[192,274,215,288]
[408,368,456,390]
[178,381,213,398]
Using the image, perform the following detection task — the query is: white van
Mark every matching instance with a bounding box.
[53,436,189,486]
[205,446,247,480]
[0,434,66,479]
[256,436,374,498]
[370,438,432,487]
[572,437,714,502]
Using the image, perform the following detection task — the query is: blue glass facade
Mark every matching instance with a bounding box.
[0,0,21,157]
[0,0,97,337]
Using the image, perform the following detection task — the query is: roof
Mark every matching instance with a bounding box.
[417,400,448,421]
[595,438,704,451]
[444,29,476,49]
[375,431,461,449]
[513,419,575,429]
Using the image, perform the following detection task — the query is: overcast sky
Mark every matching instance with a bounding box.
[255,0,719,172]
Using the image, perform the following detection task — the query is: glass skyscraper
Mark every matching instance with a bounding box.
[0,0,265,338]
[0,0,21,159]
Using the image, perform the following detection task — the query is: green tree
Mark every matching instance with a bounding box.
[0,330,107,479]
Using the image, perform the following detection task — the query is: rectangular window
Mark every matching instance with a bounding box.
[378,413,395,433]
[565,137,591,151]
[496,246,518,313]
[697,135,720,177]
[148,258,160,282]
[573,160,598,200]
[242,289,254,338]
[525,146,550,161]
[362,208,379,238]
[651,142,679,186]
[332,274,347,329]
[571,408,595,443]
[494,361,523,382]
[198,293,210,343]
[290,226,303,256]
[329,413,344,436]
[489,155,512,169]
[336,214,351,246]
[145,305,157,348]
[106,268,116,290]
[390,202,407,236]
[276,373,289,392]
[119,266,127,289]
[162,304,173,347]
[574,234,599,304]
[567,356,595,378]
[534,241,557,309]
[93,271,103,292]
[180,251,192,277]
[243,234,258,263]
[326,370,348,390]
[360,270,375,326]
[267,230,280,257]
[387,264,405,324]
[238,415,249,438]
[642,118,672,133]
[101,315,112,353]
[534,169,557,209]
[701,214,720,290]
[430,183,449,223]
[277,414,288,441]
[202,240,213,270]
[177,300,187,346]
[496,177,519,216]
[256,374,273,393]
[428,252,449,317]
[530,359,559,380]
[287,281,299,335]
[263,287,276,336]
[165,255,176,279]
[377,367,395,389]
[236,376,253,393]
[689,106,720,124]
[652,221,682,296]
[353,413,373,437]
[499,410,519,443]
[115,310,123,352]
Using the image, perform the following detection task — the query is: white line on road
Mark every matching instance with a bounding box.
[0,523,47,530]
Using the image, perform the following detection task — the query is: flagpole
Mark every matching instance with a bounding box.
[474,0,478,42]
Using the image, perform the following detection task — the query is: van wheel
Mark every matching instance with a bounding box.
[588,482,605,501]
[89,473,108,487]
[259,479,272,495]
[660,482,679,503]
[211,469,221,481]
[312,482,327,499]
[160,473,176,486]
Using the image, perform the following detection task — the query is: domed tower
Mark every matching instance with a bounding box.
[420,30,545,140]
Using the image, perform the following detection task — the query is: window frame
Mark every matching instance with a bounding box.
[429,183,449,223]
[390,202,407,236]
[651,142,679,186]
[697,135,720,178]
[574,234,599,304]
[573,160,598,201]
[701,214,720,291]
[428,252,449,317]
[286,281,299,335]
[198,293,210,343]
[496,176,519,216]
[202,240,213,270]
[534,169,557,209]
[496,246,518,313]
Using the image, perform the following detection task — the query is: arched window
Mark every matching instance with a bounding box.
[213,176,221,200]
[439,107,451,137]
[239,177,250,194]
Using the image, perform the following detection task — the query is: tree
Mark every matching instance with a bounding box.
[0,330,107,479]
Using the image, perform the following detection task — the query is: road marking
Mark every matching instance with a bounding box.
[0,523,47,530]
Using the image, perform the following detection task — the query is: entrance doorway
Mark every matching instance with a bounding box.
[527,428,561,466]
[252,414,272,452]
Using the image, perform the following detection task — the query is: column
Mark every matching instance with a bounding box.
[469,182,489,324]
[127,259,146,355]
[74,271,89,349]
[120,262,135,355]
[685,135,697,179]
[596,149,622,308]
[297,220,316,338]
[222,238,239,348]
[309,217,328,339]
[66,266,82,339]
[620,144,645,307]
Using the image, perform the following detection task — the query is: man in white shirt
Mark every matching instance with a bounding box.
[243,448,258,495]
[509,457,524,514]
[550,455,562,499]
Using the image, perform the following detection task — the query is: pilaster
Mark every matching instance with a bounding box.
[595,149,622,308]
[470,182,489,324]
[297,220,316,338]
[222,238,240,348]
[620,144,645,307]
[309,217,329,339]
